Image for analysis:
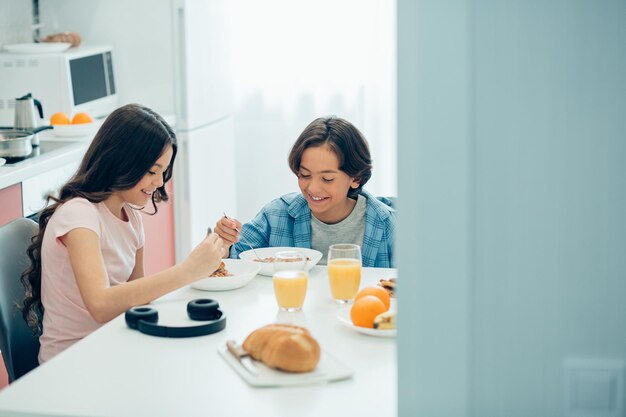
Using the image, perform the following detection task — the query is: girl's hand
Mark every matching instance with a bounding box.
[182,233,225,279]
[214,216,242,246]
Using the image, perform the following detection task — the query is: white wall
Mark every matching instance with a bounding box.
[230,0,397,221]
[0,1,32,45]
[38,0,176,116]
[398,0,626,416]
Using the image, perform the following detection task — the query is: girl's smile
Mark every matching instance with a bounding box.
[106,146,174,219]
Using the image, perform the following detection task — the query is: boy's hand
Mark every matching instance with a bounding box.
[214,216,242,247]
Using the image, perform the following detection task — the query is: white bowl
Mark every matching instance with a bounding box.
[190,259,261,291]
[238,247,323,277]
[52,123,96,138]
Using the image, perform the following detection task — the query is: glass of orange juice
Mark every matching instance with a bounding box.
[273,251,308,312]
[327,244,362,303]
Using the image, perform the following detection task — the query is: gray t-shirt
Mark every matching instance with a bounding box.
[311,194,367,265]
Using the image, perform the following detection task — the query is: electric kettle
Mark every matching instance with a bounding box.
[14,93,46,147]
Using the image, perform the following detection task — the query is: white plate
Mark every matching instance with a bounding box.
[218,344,353,387]
[0,158,5,167]
[239,247,323,277]
[52,123,96,138]
[190,259,261,291]
[3,42,71,54]
[336,306,396,338]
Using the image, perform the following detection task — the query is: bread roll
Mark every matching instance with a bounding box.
[41,32,82,47]
[243,324,321,373]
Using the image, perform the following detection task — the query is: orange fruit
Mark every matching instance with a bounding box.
[71,112,93,124]
[350,295,387,328]
[355,286,391,310]
[50,112,70,125]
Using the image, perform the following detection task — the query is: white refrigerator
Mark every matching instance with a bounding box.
[170,0,237,260]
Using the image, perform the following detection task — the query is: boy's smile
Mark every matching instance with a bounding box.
[297,144,360,224]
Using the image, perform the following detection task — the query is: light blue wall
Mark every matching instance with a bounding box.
[472,0,626,415]
[398,0,626,416]
[398,0,472,415]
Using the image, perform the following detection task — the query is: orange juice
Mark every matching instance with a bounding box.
[273,271,308,310]
[327,258,361,301]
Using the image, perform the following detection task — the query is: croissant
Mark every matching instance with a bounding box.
[242,324,321,373]
[41,32,81,47]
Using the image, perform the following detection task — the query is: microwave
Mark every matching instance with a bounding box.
[0,45,118,126]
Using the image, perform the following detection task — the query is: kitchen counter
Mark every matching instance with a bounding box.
[0,133,91,190]
[0,114,175,191]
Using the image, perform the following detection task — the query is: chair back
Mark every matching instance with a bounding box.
[0,218,40,382]
[377,196,397,209]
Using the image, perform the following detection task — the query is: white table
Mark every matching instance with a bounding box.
[0,266,397,417]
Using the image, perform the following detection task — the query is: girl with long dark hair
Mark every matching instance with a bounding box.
[21,104,225,363]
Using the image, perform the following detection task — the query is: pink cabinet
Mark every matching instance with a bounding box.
[141,182,176,276]
[0,184,23,227]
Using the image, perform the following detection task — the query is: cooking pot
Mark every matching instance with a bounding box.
[0,126,53,159]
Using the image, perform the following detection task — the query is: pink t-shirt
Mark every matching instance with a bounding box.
[38,198,144,364]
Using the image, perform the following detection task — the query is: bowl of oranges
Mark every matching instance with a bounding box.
[336,286,397,338]
[50,112,96,137]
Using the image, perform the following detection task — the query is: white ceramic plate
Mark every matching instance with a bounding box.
[52,123,96,138]
[336,306,396,338]
[239,247,323,277]
[0,158,5,167]
[3,42,71,54]
[218,344,353,387]
[190,259,261,291]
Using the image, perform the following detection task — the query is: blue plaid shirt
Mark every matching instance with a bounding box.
[229,190,395,267]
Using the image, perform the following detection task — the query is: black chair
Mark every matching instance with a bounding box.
[0,218,40,382]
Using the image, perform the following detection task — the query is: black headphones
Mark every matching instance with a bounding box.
[125,298,226,338]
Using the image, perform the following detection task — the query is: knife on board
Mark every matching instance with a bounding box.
[226,340,260,376]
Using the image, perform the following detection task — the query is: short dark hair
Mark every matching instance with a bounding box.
[288,116,372,198]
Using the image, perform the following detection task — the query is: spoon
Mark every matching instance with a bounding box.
[223,212,262,261]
